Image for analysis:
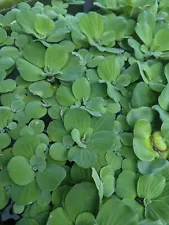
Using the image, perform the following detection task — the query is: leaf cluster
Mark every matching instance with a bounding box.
[1,0,169,225]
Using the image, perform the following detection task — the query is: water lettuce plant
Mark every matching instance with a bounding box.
[1,0,169,225]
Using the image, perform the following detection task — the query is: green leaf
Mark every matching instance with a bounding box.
[16,9,36,34]
[133,119,158,161]
[134,119,152,139]
[72,77,91,101]
[0,169,12,186]
[0,70,6,81]
[96,199,138,225]
[16,58,44,82]
[36,164,66,191]
[107,83,121,102]
[0,133,11,150]
[122,158,137,172]
[88,131,114,153]
[0,106,13,129]
[16,218,39,225]
[29,119,45,134]
[45,44,68,73]
[86,69,100,83]
[7,156,35,186]
[106,152,122,170]
[0,27,7,44]
[90,83,107,98]
[52,186,70,208]
[56,85,76,107]
[158,83,169,110]
[116,171,137,199]
[92,167,103,205]
[102,175,115,198]
[37,191,51,207]
[100,165,115,179]
[68,146,97,168]
[13,135,40,159]
[29,81,54,98]
[0,148,13,169]
[122,199,144,221]
[137,174,166,199]
[131,82,156,108]
[0,186,9,210]
[153,28,169,51]
[11,99,25,113]
[35,143,48,158]
[37,134,49,146]
[29,202,50,219]
[135,10,155,46]
[20,126,34,137]
[86,97,106,115]
[127,107,155,127]
[105,16,127,41]
[47,28,69,43]
[49,142,68,161]
[97,56,121,82]
[10,179,41,205]
[145,200,169,224]
[57,55,85,81]
[165,63,169,82]
[23,42,45,68]
[48,105,64,120]
[144,61,166,92]
[34,14,55,37]
[79,12,104,41]
[71,128,87,148]
[47,120,66,142]
[116,74,131,87]
[13,111,31,125]
[30,155,46,172]
[0,79,16,94]
[70,164,91,183]
[0,57,14,70]
[0,46,21,61]
[121,63,140,83]
[13,203,25,214]
[120,133,133,146]
[65,182,99,222]
[128,38,144,60]
[133,138,158,161]
[152,105,169,122]
[62,135,74,149]
[158,181,169,204]
[64,108,91,135]
[91,112,114,132]
[139,219,163,225]
[46,207,73,225]
[25,101,47,119]
[138,158,168,175]
[75,212,96,225]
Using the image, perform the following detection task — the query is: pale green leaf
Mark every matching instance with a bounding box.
[36,164,66,191]
[137,174,166,199]
[34,14,55,36]
[7,156,35,186]
[64,108,91,135]
[65,182,99,222]
[45,44,68,73]
[97,56,121,82]
[72,77,91,101]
